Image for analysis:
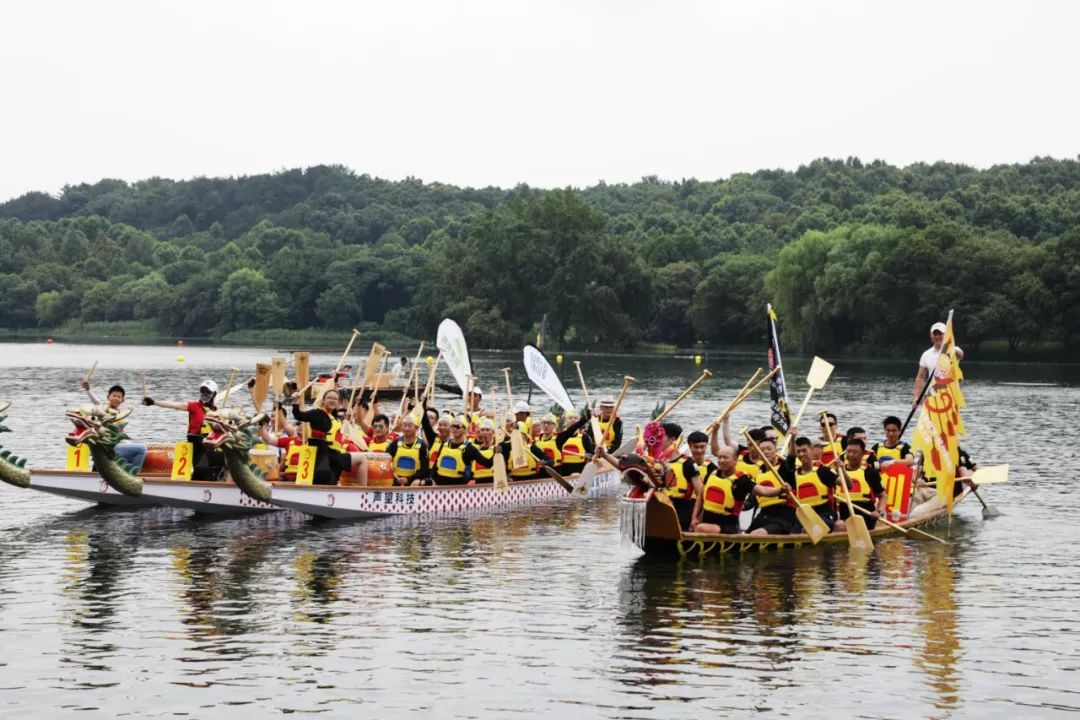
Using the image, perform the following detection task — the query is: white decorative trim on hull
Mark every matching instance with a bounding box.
[28,470,158,507]
[136,478,281,515]
[267,468,621,520]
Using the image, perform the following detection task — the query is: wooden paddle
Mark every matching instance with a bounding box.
[843,501,949,544]
[369,349,391,408]
[821,412,874,551]
[654,369,711,423]
[421,351,442,404]
[220,368,239,406]
[572,463,597,496]
[84,361,98,385]
[780,356,835,457]
[361,343,387,393]
[542,465,575,493]
[601,375,635,453]
[705,368,765,433]
[743,430,830,544]
[502,367,529,469]
[252,363,271,409]
[334,329,361,375]
[967,464,1009,485]
[493,452,509,493]
[574,360,592,409]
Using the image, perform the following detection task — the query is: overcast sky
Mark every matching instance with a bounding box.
[2,0,1077,201]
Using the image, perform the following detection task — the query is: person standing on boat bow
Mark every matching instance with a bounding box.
[80,380,147,473]
[913,322,965,407]
[143,380,223,480]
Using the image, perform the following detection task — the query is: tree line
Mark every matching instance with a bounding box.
[1,157,1077,356]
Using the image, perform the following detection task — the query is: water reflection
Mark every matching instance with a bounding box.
[915,544,963,715]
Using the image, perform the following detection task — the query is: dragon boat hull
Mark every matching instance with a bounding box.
[620,487,970,558]
[26,470,160,507]
[133,478,281,515]
[265,466,621,520]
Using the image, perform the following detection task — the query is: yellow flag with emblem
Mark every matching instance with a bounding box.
[911,311,966,515]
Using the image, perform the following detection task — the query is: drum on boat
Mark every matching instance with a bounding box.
[141,442,175,474]
[340,452,394,486]
[250,447,280,481]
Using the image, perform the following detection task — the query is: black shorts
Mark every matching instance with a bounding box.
[670,496,695,531]
[700,509,740,535]
[839,501,878,530]
[812,505,837,528]
[748,507,800,535]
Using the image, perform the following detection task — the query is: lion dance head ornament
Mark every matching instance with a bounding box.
[641,421,667,460]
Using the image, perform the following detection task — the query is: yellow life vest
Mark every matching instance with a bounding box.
[795,464,831,508]
[736,457,761,480]
[429,436,447,464]
[665,455,697,500]
[367,437,391,453]
[328,417,343,452]
[836,467,873,504]
[701,471,740,516]
[435,442,468,479]
[599,417,616,445]
[755,467,787,509]
[561,434,586,462]
[536,436,562,464]
[818,438,843,465]
[471,445,496,479]
[873,442,907,464]
[510,445,540,478]
[392,439,423,478]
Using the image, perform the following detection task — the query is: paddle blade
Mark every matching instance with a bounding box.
[846,514,874,552]
[613,438,637,457]
[493,453,509,493]
[797,505,831,544]
[807,356,835,390]
[510,428,529,469]
[573,463,597,496]
[271,357,286,395]
[971,464,1009,485]
[253,363,271,409]
[590,417,605,447]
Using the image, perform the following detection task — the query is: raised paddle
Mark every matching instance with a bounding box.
[503,367,529,469]
[369,349,392,408]
[742,430,830,544]
[602,375,635,452]
[780,356,835,457]
[843,501,949,545]
[574,360,592,409]
[706,368,777,433]
[654,369,712,423]
[220,368,239,406]
[822,412,874,552]
[83,361,98,385]
[334,329,361,375]
[252,363,271,410]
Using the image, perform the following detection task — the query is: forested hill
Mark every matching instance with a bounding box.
[2,157,1078,356]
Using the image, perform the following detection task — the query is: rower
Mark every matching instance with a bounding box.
[814,412,844,466]
[498,417,551,480]
[554,409,592,475]
[387,414,429,486]
[463,418,499,484]
[834,437,886,529]
[290,389,369,485]
[596,398,623,453]
[694,443,788,536]
[842,426,876,468]
[872,415,915,468]
[143,380,223,481]
[513,401,534,438]
[788,436,843,532]
[364,413,396,452]
[430,415,472,485]
[80,379,147,473]
[664,430,712,531]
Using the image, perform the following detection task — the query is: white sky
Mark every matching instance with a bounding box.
[2,0,1077,202]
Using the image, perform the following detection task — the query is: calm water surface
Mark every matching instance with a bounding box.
[0,342,1078,718]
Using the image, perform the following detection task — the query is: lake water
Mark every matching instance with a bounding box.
[0,341,1077,718]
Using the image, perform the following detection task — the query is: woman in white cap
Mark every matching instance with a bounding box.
[142,379,222,480]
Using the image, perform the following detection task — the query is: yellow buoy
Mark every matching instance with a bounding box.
[177,355,185,363]
[426,355,434,365]
[694,355,702,365]
[556,354,563,365]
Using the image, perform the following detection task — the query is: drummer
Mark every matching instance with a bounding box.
[143,380,224,480]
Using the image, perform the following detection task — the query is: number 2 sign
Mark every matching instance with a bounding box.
[171,442,194,481]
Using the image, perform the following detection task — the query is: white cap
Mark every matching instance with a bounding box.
[514,400,530,413]
[469,388,483,398]
[599,397,615,407]
[200,380,218,394]
[930,322,947,335]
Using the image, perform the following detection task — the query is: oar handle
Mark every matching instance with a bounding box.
[742,429,800,508]
[334,329,362,374]
[820,411,859,517]
[220,368,239,405]
[84,361,98,385]
[502,367,515,412]
[655,369,712,423]
[780,386,817,456]
[707,367,778,432]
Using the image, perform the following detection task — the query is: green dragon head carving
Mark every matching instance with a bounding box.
[202,410,274,503]
[65,404,131,451]
[0,400,32,489]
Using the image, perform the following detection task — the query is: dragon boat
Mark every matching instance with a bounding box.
[0,402,158,507]
[617,453,970,557]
